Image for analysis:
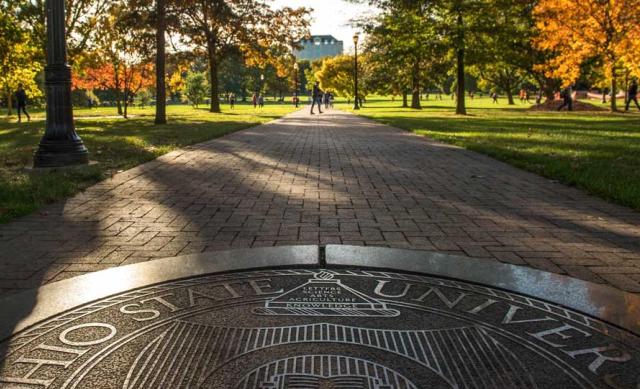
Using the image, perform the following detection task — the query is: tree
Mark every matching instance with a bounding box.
[358,0,490,114]
[92,2,154,117]
[73,2,155,118]
[361,3,449,109]
[165,57,189,101]
[73,61,154,115]
[218,49,249,98]
[295,60,311,94]
[468,0,536,105]
[183,71,208,107]
[434,0,495,114]
[362,29,412,106]
[263,65,290,101]
[0,12,42,115]
[534,0,640,111]
[8,0,113,64]
[315,55,360,99]
[176,0,310,112]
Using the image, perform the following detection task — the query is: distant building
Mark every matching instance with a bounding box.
[295,35,343,61]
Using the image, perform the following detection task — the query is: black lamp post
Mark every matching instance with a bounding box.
[353,33,360,110]
[293,62,299,108]
[34,0,89,168]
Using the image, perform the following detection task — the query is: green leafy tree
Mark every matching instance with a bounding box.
[435,0,496,114]
[362,31,411,106]
[176,0,310,112]
[361,4,448,108]
[219,50,248,98]
[469,0,561,104]
[263,64,290,101]
[7,0,114,64]
[388,4,445,108]
[358,0,491,114]
[294,60,311,94]
[184,71,209,107]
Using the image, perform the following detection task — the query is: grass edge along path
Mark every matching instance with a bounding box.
[0,104,297,223]
[341,97,640,212]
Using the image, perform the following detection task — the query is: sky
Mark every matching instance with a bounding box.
[269,0,379,52]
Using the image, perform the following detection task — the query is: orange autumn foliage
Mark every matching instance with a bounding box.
[534,0,640,109]
[73,62,154,94]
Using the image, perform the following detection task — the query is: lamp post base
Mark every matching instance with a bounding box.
[33,139,89,168]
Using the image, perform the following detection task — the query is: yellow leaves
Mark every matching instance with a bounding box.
[0,23,42,96]
[315,55,360,98]
[535,0,640,87]
[620,23,640,78]
[167,68,185,94]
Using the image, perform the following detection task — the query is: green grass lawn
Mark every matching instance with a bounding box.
[338,96,640,211]
[0,102,296,223]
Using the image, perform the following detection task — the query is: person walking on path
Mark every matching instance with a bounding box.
[293,93,299,108]
[491,92,499,104]
[15,84,31,123]
[323,92,330,110]
[252,93,257,108]
[626,80,639,111]
[557,87,573,111]
[310,82,323,114]
[258,94,264,108]
[229,93,236,109]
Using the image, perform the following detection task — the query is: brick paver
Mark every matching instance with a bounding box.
[1,109,640,295]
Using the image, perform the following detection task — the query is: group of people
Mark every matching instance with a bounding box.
[9,78,640,121]
[309,81,334,114]
[251,93,264,109]
[519,89,531,103]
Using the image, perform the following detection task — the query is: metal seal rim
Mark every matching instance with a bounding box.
[0,244,638,342]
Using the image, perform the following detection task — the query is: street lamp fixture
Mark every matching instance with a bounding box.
[353,33,360,110]
[33,0,89,167]
[260,73,264,95]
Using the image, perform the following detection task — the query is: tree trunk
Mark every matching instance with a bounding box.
[411,62,421,109]
[540,79,554,103]
[455,48,466,114]
[154,0,167,124]
[624,70,629,104]
[208,45,221,113]
[6,91,13,116]
[455,12,466,115]
[610,63,617,112]
[507,89,515,105]
[114,67,123,115]
[123,88,128,119]
[402,91,408,108]
[544,89,555,102]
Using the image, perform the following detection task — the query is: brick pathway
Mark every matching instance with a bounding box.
[1,109,639,295]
